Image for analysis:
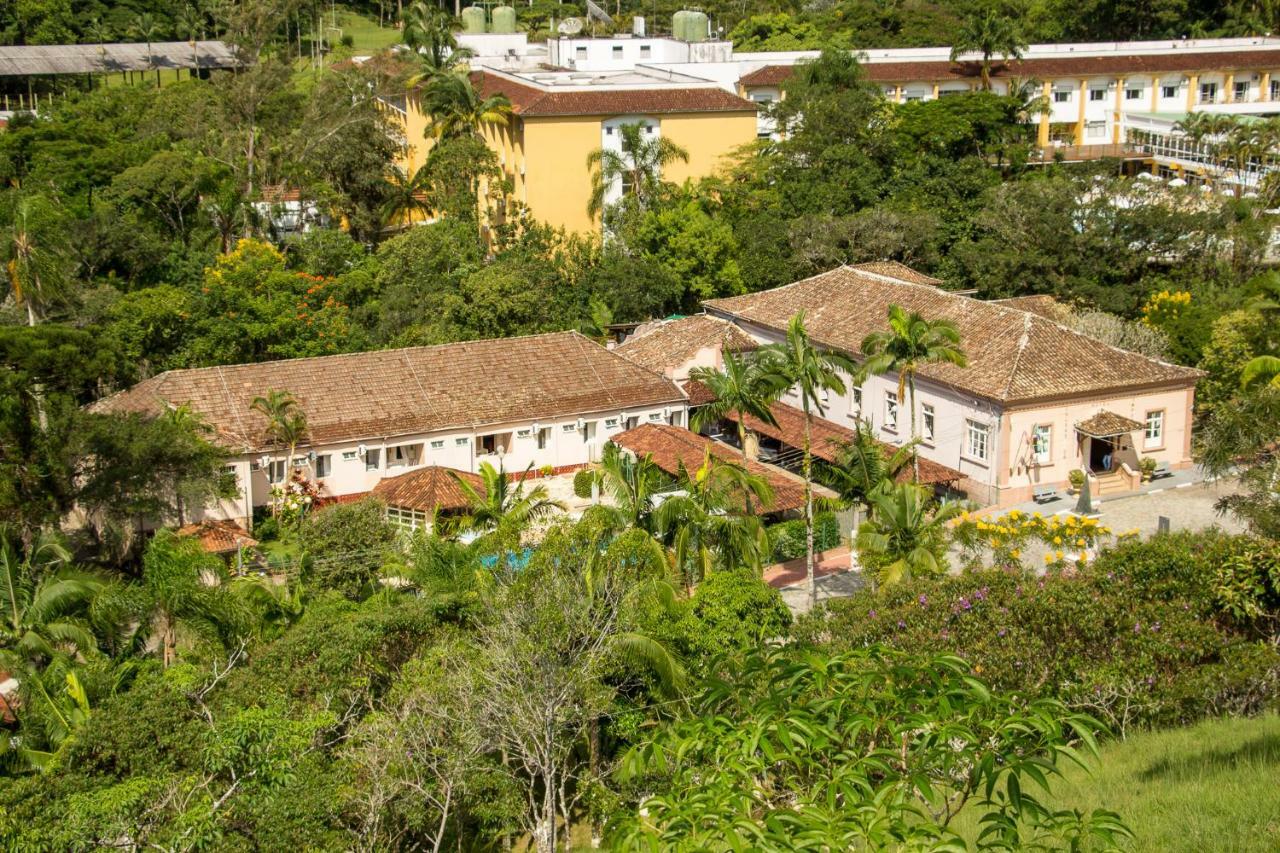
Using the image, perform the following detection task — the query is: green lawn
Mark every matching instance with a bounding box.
[333,8,402,53]
[954,714,1280,851]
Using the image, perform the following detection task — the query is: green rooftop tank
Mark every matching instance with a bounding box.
[461,6,487,34]
[491,5,517,33]
[672,10,691,41]
[685,10,708,42]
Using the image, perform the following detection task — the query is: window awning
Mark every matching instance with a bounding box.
[1075,410,1144,439]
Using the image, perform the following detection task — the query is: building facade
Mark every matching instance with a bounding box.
[702,262,1203,507]
[94,331,689,527]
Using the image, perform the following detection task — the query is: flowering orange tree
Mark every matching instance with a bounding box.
[952,508,1132,572]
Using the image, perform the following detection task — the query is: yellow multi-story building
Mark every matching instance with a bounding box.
[397,66,758,233]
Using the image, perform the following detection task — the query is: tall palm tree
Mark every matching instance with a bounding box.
[818,420,915,525]
[0,536,102,670]
[949,8,1027,91]
[860,305,967,484]
[422,72,512,141]
[653,451,774,589]
[250,389,308,472]
[855,482,967,588]
[86,19,113,78]
[756,313,855,610]
[403,1,472,82]
[139,530,251,668]
[129,13,163,86]
[449,462,566,545]
[591,442,666,535]
[689,351,784,463]
[3,193,72,327]
[586,122,690,221]
[175,6,207,75]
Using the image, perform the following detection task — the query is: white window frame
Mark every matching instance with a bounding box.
[1161,84,1179,99]
[1089,88,1107,102]
[364,448,381,472]
[965,419,990,463]
[1234,81,1250,101]
[1052,89,1072,103]
[455,437,470,446]
[1124,87,1143,100]
[1031,424,1051,465]
[1199,82,1218,103]
[1144,410,1164,448]
[266,459,286,483]
[922,403,935,443]
[562,423,577,433]
[884,391,898,432]
[849,387,863,418]
[604,417,620,429]
[342,450,357,461]
[430,439,445,449]
[536,427,550,450]
[315,454,331,478]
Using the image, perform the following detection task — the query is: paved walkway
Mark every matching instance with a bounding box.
[763,546,869,615]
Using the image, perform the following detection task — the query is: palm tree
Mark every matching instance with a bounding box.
[860,305,967,484]
[422,72,512,141]
[85,19,113,78]
[403,1,472,82]
[3,193,72,327]
[250,389,308,472]
[203,184,257,253]
[380,163,433,230]
[129,13,163,86]
[586,122,690,221]
[949,8,1027,91]
[449,462,566,546]
[175,6,207,75]
[653,451,773,588]
[818,420,915,525]
[591,442,666,535]
[0,536,103,670]
[139,530,252,668]
[1241,355,1280,389]
[689,351,784,463]
[756,313,855,610]
[855,483,966,587]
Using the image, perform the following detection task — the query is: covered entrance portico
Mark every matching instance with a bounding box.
[1075,410,1145,495]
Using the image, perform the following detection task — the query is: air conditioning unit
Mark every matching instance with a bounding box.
[576,418,587,430]
[532,422,541,432]
[258,455,270,468]
[662,406,672,417]
[1253,73,1262,82]
[357,443,369,456]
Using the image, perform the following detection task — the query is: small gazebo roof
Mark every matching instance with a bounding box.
[371,466,483,512]
[1075,410,1144,439]
[176,520,258,555]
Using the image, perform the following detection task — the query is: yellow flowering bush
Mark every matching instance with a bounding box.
[1140,289,1192,329]
[953,508,1113,572]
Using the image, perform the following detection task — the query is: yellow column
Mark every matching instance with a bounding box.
[932,82,940,100]
[1038,80,1051,147]
[1113,77,1124,143]
[1186,73,1198,111]
[1075,78,1087,146]
[1225,73,1235,102]
[894,84,903,104]
[1151,75,1159,111]
[1263,72,1271,102]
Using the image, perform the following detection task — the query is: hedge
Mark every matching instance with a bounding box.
[767,511,842,563]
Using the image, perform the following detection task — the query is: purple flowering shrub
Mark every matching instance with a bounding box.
[796,532,1280,734]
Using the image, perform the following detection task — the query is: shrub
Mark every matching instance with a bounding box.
[796,532,1280,735]
[299,498,398,599]
[573,467,597,499]
[690,569,792,659]
[767,511,840,562]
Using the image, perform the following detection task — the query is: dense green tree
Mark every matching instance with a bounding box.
[949,7,1027,90]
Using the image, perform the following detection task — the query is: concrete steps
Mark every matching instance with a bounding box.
[1094,472,1132,496]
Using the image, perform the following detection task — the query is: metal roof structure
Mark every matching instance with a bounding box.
[0,41,241,77]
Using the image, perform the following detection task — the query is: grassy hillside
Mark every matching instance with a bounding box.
[955,714,1280,851]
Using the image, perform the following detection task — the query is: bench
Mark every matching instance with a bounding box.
[1032,486,1060,503]
[1150,462,1172,480]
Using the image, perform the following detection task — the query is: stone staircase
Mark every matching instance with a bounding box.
[1092,470,1134,498]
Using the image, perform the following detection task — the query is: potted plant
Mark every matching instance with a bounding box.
[1067,469,1086,495]
[1139,457,1157,482]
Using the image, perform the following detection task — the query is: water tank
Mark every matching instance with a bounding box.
[461,6,487,34]
[491,5,517,33]
[672,10,691,41]
[686,10,708,42]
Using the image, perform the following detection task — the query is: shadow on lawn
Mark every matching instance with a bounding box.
[1137,734,1280,783]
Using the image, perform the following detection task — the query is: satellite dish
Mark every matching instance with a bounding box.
[558,17,583,34]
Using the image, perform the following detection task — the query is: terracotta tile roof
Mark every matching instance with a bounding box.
[704,265,1202,405]
[371,465,483,512]
[176,520,258,555]
[610,423,833,513]
[990,295,1072,323]
[681,378,718,406]
[741,49,1280,88]
[848,260,943,286]
[725,401,962,486]
[615,314,758,375]
[1076,410,1145,438]
[472,70,757,116]
[95,331,686,452]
